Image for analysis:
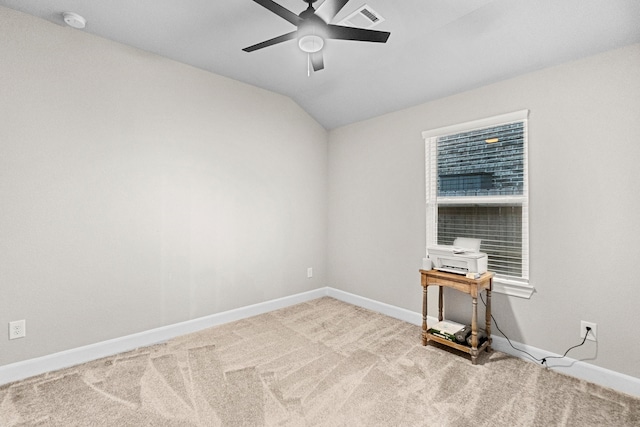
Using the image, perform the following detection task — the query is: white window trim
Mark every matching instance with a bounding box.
[423,110,534,299]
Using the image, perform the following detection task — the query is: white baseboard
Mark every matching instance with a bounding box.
[326,288,427,325]
[489,336,640,398]
[2,287,639,398]
[0,287,328,386]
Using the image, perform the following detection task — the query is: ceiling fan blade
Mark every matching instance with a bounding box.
[311,52,324,71]
[326,24,390,43]
[252,0,303,26]
[316,0,350,22]
[243,31,298,52]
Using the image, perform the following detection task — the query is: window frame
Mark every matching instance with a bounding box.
[422,110,534,298]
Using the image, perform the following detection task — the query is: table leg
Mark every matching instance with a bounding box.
[422,284,428,346]
[470,296,478,365]
[485,282,492,352]
[438,286,444,322]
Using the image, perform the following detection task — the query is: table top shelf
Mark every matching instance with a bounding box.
[420,269,493,296]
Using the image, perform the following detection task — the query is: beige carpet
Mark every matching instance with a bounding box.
[1,297,639,426]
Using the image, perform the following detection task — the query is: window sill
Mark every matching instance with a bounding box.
[493,277,535,299]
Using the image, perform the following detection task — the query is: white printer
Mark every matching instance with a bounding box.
[427,237,488,276]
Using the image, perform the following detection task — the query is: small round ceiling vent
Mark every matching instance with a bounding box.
[62,12,86,29]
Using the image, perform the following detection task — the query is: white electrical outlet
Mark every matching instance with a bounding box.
[307,267,313,278]
[9,320,26,340]
[580,321,597,342]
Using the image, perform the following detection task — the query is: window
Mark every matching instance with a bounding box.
[422,110,533,298]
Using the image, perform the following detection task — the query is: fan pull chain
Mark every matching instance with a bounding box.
[307,53,311,77]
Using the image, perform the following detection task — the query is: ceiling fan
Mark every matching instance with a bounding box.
[243,0,391,72]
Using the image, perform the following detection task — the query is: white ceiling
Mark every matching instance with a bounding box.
[2,0,640,129]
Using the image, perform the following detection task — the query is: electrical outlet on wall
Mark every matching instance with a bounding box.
[580,321,597,342]
[9,320,26,340]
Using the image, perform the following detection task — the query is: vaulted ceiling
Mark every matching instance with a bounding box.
[2,0,639,129]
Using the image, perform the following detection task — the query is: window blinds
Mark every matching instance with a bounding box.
[425,116,529,282]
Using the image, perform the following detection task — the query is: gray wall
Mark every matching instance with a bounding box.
[328,44,640,378]
[0,8,327,366]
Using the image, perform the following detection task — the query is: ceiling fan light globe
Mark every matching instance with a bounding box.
[298,35,324,53]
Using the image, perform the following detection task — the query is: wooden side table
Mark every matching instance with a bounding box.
[420,269,494,365]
